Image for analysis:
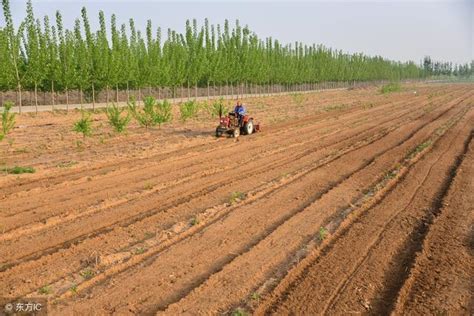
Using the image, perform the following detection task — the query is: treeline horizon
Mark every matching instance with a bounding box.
[1,0,472,106]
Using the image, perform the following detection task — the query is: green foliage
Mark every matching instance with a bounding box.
[2,166,36,174]
[407,140,432,159]
[318,227,328,241]
[69,283,78,294]
[291,93,304,106]
[250,292,261,301]
[106,103,131,133]
[73,111,93,138]
[155,99,173,127]
[322,104,350,112]
[56,160,78,168]
[134,247,146,255]
[1,0,469,102]
[232,308,248,316]
[380,82,401,94]
[80,268,95,280]
[38,285,51,295]
[180,100,199,121]
[189,217,199,226]
[128,97,154,129]
[208,98,228,117]
[128,96,169,129]
[0,101,16,141]
[229,191,246,205]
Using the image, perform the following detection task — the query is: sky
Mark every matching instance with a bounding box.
[2,0,473,65]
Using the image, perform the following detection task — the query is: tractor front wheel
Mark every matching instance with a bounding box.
[216,127,223,137]
[233,128,240,138]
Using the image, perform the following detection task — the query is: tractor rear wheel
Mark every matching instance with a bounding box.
[244,119,254,135]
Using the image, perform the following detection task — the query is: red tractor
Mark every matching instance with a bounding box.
[216,109,260,138]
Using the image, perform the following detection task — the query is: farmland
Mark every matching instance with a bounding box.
[0,83,472,315]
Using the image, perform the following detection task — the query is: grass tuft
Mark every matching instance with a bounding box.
[290,93,305,106]
[250,292,261,301]
[2,166,36,174]
[232,308,248,316]
[143,182,154,190]
[38,285,51,295]
[229,191,246,205]
[318,227,329,241]
[380,82,401,94]
[134,247,146,255]
[189,217,199,226]
[80,268,95,280]
[322,104,349,112]
[56,160,78,168]
[407,140,432,160]
[70,283,78,294]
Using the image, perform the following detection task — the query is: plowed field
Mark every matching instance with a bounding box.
[0,84,472,315]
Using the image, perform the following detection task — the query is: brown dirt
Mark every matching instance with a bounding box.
[392,134,474,314]
[0,83,472,315]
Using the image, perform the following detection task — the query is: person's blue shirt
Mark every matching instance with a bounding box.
[234,104,246,116]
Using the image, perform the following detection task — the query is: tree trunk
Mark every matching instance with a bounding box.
[195,84,197,99]
[51,81,55,109]
[116,84,119,103]
[106,85,109,106]
[138,87,142,105]
[34,82,38,114]
[66,87,69,112]
[0,91,3,107]
[187,81,190,100]
[80,87,83,110]
[207,82,210,100]
[18,83,22,114]
[92,83,95,110]
[126,81,130,102]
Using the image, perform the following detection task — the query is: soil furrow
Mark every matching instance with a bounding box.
[0,84,470,315]
[1,89,443,268]
[1,89,376,195]
[0,93,415,220]
[0,89,441,237]
[391,135,473,315]
[255,103,472,316]
[46,94,470,315]
[322,119,472,315]
[1,87,436,215]
[0,109,408,292]
[157,98,472,315]
[1,85,457,200]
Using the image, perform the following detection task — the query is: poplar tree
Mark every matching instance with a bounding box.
[3,1,466,110]
[2,0,25,112]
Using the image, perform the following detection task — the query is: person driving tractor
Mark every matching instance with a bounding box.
[234,100,246,126]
